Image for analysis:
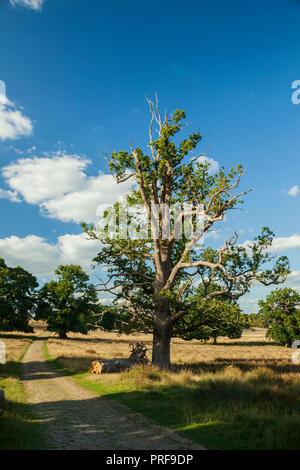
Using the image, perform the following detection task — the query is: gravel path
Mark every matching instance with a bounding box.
[22,339,205,450]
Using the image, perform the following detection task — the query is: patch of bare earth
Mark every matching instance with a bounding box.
[22,339,204,450]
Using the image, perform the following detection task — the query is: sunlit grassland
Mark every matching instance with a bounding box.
[45,328,300,450]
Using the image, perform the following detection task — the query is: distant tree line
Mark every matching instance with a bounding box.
[0,256,299,348]
[0,258,101,338]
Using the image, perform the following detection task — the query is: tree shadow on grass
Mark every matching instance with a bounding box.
[2,349,300,450]
[0,360,23,380]
[209,340,279,347]
[0,333,36,341]
[49,352,300,376]
[0,403,44,450]
[101,376,300,450]
[44,353,300,449]
[22,360,67,381]
[1,359,67,382]
[0,395,190,450]
[0,360,45,450]
[1,374,300,450]
[55,336,153,346]
[174,358,300,374]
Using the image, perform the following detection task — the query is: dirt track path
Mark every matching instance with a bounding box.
[22,339,205,450]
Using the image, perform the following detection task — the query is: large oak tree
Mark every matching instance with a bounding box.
[84,99,290,369]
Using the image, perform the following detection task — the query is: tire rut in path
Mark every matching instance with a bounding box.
[22,339,205,450]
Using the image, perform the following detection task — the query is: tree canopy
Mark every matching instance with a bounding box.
[35,264,100,339]
[258,288,300,347]
[83,98,290,368]
[0,257,38,332]
[174,283,248,343]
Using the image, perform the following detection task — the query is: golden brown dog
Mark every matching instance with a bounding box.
[90,360,103,374]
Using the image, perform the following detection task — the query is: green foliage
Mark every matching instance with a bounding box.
[175,284,247,342]
[83,101,290,367]
[258,288,300,347]
[96,309,132,331]
[35,265,100,338]
[98,311,116,330]
[0,258,38,332]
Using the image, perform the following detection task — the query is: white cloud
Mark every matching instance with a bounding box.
[239,298,260,304]
[0,188,21,203]
[287,185,299,197]
[1,153,134,224]
[40,173,130,224]
[9,0,45,11]
[239,297,259,307]
[0,86,33,141]
[2,154,89,204]
[0,233,100,279]
[241,234,300,254]
[270,234,300,253]
[287,271,300,283]
[195,156,220,174]
[285,271,300,292]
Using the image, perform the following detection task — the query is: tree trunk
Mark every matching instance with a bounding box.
[152,265,173,369]
[213,336,217,345]
[59,331,68,339]
[152,322,173,370]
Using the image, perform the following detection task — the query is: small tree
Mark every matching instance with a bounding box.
[258,288,300,347]
[84,99,290,369]
[0,258,38,332]
[174,285,247,343]
[35,265,99,339]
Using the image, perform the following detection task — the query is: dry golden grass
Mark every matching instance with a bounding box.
[0,332,33,364]
[47,329,153,372]
[0,320,47,363]
[46,327,295,374]
[47,327,300,404]
[44,328,300,449]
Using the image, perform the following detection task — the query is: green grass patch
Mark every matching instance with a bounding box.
[0,341,44,450]
[44,342,300,450]
[43,341,73,377]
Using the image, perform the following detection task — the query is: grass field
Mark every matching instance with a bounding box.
[46,328,300,450]
[0,322,46,450]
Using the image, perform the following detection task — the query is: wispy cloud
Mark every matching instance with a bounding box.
[0,81,33,141]
[287,185,299,197]
[9,0,45,11]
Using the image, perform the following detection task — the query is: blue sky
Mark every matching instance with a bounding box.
[0,0,300,312]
